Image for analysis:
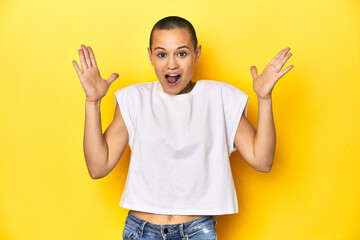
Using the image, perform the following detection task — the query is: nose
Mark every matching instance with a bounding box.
[166,56,179,70]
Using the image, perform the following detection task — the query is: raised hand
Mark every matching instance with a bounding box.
[73,45,119,102]
[250,48,293,100]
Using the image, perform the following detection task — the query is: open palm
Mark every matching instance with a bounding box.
[251,48,293,100]
[72,45,119,102]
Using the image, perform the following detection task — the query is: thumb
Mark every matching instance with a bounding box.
[250,66,258,80]
[106,73,119,85]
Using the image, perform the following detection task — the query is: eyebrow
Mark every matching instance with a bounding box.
[154,46,190,51]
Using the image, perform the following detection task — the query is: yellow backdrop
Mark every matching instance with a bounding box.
[1,0,359,239]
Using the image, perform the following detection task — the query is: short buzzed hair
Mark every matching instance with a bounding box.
[149,16,198,51]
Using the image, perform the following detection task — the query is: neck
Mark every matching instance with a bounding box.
[177,81,195,95]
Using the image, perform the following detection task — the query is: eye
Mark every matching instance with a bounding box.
[157,53,166,58]
[178,51,187,57]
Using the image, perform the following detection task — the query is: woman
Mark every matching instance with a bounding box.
[72,16,293,239]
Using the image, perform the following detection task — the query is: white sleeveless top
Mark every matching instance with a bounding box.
[114,80,248,215]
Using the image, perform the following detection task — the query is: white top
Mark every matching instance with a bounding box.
[114,80,248,215]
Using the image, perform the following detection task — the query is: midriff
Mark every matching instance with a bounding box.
[130,210,205,225]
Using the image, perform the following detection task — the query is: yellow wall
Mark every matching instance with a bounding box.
[1,0,359,239]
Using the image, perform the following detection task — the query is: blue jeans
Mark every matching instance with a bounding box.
[122,210,217,240]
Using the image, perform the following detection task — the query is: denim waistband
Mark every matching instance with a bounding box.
[124,210,217,238]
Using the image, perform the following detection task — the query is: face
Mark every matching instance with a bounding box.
[148,28,201,95]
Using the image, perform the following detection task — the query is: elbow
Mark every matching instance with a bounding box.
[254,158,273,173]
[89,173,103,179]
[258,164,272,173]
[85,156,109,179]
[88,168,107,180]
[252,149,274,173]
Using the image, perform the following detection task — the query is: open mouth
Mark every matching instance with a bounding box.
[165,74,181,85]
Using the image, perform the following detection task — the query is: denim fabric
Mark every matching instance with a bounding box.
[122,210,217,240]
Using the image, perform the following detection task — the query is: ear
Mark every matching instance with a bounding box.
[147,47,154,66]
[195,45,202,63]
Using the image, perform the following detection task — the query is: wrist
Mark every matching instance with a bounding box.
[257,95,272,102]
[85,98,101,106]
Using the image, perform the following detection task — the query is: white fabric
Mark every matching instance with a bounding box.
[114,80,248,215]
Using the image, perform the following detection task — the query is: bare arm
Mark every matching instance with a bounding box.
[83,101,128,179]
[73,45,128,179]
[234,48,294,172]
[234,100,275,173]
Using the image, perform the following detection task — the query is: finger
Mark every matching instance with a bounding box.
[79,49,88,70]
[88,46,97,67]
[106,73,119,86]
[274,52,292,72]
[250,66,258,79]
[269,48,285,65]
[278,65,294,79]
[72,60,83,78]
[81,44,92,68]
[274,48,290,65]
[270,48,289,65]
